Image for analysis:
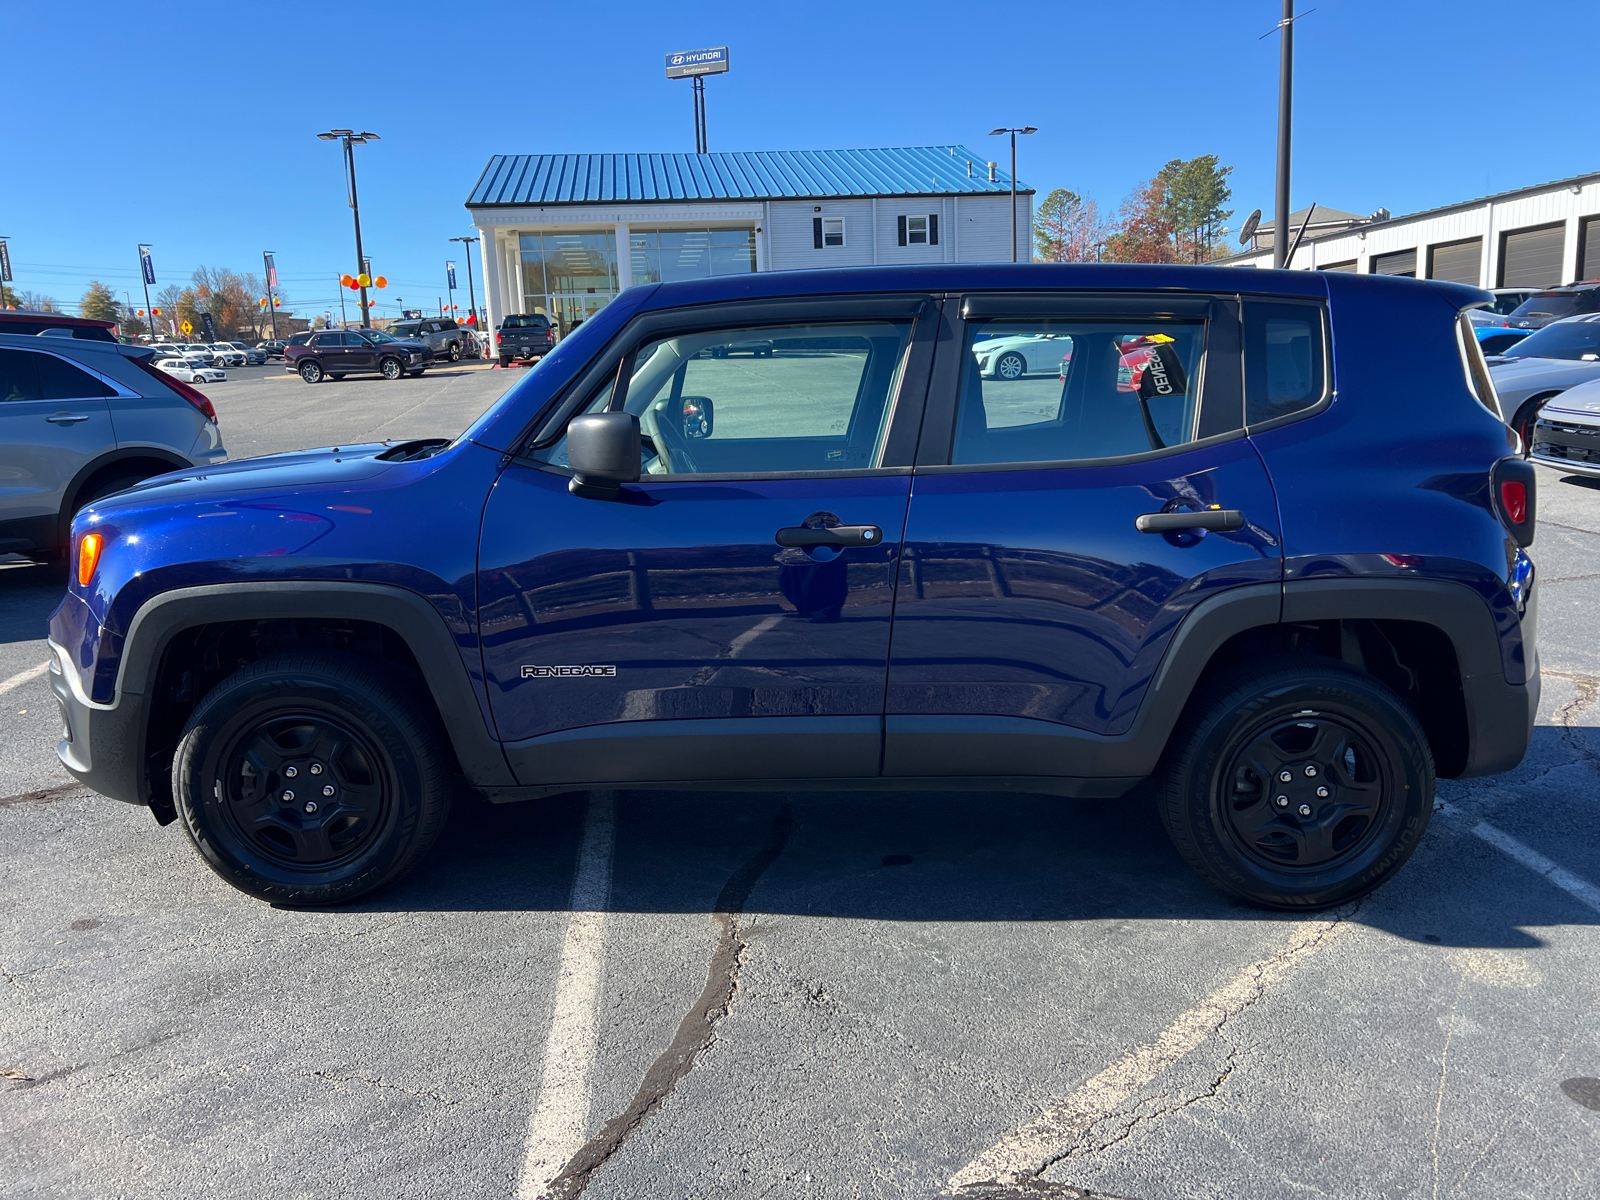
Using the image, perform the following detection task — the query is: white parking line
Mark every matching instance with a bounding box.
[0,662,49,696]
[518,791,617,1200]
[946,914,1352,1193]
[1471,820,1600,915]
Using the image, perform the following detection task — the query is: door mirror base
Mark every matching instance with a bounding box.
[566,412,641,501]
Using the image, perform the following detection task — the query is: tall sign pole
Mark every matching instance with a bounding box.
[450,236,480,331]
[263,251,280,340]
[665,47,729,154]
[138,245,156,338]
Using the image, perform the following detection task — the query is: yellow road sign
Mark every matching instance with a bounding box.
[181,320,193,335]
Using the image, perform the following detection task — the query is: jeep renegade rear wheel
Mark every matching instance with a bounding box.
[1157,657,1434,910]
[172,652,452,906]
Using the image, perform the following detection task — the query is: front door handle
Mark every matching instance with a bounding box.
[776,524,883,548]
[45,412,91,426]
[1135,508,1245,533]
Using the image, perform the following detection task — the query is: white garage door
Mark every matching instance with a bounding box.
[1500,224,1565,288]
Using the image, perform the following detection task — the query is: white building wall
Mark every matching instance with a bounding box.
[766,199,876,270]
[949,193,1035,262]
[1229,176,1600,288]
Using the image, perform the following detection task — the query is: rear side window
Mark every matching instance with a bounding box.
[1243,301,1327,426]
[37,352,115,399]
[953,317,1207,465]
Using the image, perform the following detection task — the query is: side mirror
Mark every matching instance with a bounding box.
[567,412,640,500]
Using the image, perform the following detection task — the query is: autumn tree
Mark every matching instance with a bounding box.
[1034,188,1110,262]
[1158,155,1235,262]
[14,290,60,312]
[1101,178,1184,264]
[79,280,121,322]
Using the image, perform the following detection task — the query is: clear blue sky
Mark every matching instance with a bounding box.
[6,0,1588,320]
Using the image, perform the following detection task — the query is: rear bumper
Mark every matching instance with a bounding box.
[49,640,148,806]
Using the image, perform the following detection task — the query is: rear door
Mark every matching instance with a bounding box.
[0,347,117,547]
[476,294,936,788]
[883,292,1283,781]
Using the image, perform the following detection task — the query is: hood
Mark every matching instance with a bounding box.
[86,443,403,513]
[1487,356,1600,401]
[1542,380,1600,422]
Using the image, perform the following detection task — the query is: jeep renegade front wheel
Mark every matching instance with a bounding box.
[1157,657,1434,910]
[172,652,452,906]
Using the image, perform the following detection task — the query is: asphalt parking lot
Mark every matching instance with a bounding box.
[2,365,1598,1199]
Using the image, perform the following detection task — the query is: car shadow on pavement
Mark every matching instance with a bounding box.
[0,557,66,645]
[360,756,1599,951]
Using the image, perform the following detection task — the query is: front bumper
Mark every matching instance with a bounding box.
[1531,418,1600,477]
[49,640,148,807]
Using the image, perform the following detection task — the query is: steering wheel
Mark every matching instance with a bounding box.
[642,400,702,475]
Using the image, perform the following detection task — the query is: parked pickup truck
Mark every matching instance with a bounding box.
[496,313,554,366]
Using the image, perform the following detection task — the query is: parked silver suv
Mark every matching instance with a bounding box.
[0,332,227,557]
[388,317,466,361]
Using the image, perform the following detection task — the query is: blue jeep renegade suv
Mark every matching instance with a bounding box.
[47,264,1538,910]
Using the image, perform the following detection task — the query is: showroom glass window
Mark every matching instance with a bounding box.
[628,229,756,285]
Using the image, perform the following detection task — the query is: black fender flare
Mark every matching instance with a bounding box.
[115,581,515,790]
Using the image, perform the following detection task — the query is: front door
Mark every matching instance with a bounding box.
[883,294,1284,780]
[342,331,378,371]
[0,346,117,550]
[477,299,934,787]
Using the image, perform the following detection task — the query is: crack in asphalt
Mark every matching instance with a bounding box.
[301,1068,455,1105]
[1544,670,1600,772]
[537,802,794,1200]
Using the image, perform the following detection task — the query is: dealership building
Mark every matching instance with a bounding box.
[465,147,1034,337]
[1219,170,1600,287]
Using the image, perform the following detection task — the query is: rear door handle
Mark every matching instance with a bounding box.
[775,525,883,548]
[1135,508,1245,533]
[45,412,91,426]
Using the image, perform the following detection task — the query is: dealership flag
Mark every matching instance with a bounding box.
[264,253,277,289]
[139,247,156,286]
[0,240,11,284]
[447,261,457,290]
[200,312,217,342]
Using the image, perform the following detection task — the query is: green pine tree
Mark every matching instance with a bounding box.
[79,280,122,322]
[1158,156,1235,262]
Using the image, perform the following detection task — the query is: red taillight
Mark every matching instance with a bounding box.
[495,331,503,344]
[131,355,217,423]
[1501,480,1528,524]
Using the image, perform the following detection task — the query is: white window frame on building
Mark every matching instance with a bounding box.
[818,217,846,248]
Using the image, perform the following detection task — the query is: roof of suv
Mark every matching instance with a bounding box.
[0,311,119,341]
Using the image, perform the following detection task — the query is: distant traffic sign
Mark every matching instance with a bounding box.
[665,46,729,78]
[181,319,193,335]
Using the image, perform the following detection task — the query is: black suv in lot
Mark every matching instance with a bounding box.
[283,328,433,382]
[496,313,554,366]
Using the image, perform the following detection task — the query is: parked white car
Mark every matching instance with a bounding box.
[1529,374,1600,478]
[1488,314,1600,451]
[969,332,1070,380]
[207,343,246,367]
[156,357,226,384]
[176,343,219,365]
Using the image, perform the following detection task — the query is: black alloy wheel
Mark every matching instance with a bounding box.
[299,359,322,383]
[1158,657,1433,909]
[173,652,451,905]
[447,343,460,362]
[380,356,404,380]
[995,351,1026,381]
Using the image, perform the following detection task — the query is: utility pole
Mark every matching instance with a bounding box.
[450,236,480,335]
[317,129,380,326]
[1264,2,1310,270]
[989,126,1038,263]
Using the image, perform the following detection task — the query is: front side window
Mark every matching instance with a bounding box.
[537,320,913,476]
[0,348,42,402]
[1242,301,1327,426]
[953,318,1206,465]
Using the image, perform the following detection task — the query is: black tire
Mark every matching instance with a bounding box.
[172,652,452,906]
[995,351,1026,380]
[408,370,425,377]
[74,472,149,514]
[498,357,513,368]
[329,373,345,381]
[379,356,404,380]
[1511,392,1559,459]
[299,359,322,383]
[1157,656,1434,910]
[447,343,460,362]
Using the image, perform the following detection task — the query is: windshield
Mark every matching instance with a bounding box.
[1502,320,1600,361]
[1508,292,1584,323]
[361,330,397,344]
[392,324,420,336]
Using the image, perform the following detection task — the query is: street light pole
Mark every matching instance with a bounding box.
[989,126,1038,263]
[317,129,380,326]
[450,236,480,333]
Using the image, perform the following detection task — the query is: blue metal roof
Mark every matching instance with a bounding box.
[466,146,1030,207]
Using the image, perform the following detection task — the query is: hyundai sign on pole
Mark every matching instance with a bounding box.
[447,261,457,290]
[140,246,156,286]
[665,46,729,78]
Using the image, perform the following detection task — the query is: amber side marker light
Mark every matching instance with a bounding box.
[77,533,104,587]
